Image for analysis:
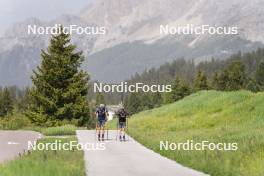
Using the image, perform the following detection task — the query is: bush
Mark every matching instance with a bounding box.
[0,113,31,130]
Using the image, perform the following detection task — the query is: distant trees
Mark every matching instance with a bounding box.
[95,92,106,107]
[194,70,209,91]
[124,77,192,114]
[128,48,264,92]
[122,49,264,114]
[124,92,159,115]
[213,60,247,91]
[151,92,163,108]
[124,92,142,114]
[16,88,31,111]
[165,77,191,104]
[0,88,13,117]
[0,86,32,118]
[255,61,264,90]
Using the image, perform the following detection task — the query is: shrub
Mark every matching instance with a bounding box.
[0,113,31,130]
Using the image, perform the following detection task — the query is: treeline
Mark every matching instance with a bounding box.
[123,48,264,114]
[0,86,29,117]
[1,47,264,123]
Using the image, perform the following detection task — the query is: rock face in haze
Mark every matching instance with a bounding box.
[0,0,264,86]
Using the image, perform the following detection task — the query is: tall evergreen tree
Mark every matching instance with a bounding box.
[194,70,209,91]
[27,29,90,126]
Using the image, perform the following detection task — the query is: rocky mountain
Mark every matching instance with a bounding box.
[0,0,264,86]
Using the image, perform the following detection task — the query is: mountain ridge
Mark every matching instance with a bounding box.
[1,0,264,86]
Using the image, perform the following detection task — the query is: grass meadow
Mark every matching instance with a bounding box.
[118,90,264,176]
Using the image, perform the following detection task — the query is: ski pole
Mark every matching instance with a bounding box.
[107,122,109,140]
[116,118,119,141]
[126,118,129,141]
[95,121,97,141]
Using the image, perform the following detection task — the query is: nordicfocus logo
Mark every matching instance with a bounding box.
[160,140,238,151]
[28,140,106,151]
[93,82,172,93]
[160,24,238,35]
[27,24,106,35]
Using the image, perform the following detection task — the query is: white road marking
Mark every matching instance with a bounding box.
[7,142,20,145]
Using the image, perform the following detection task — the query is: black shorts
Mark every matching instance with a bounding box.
[98,119,106,128]
[119,121,126,128]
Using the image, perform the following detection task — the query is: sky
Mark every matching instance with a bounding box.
[0,0,95,36]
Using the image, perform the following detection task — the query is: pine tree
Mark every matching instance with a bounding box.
[0,88,13,117]
[211,72,219,90]
[255,61,264,90]
[225,60,247,90]
[216,70,229,90]
[165,77,191,103]
[27,28,90,126]
[194,70,209,91]
[214,61,247,91]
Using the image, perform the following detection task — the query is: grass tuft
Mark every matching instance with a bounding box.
[41,125,77,136]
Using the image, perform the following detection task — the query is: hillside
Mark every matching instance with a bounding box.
[127,91,264,176]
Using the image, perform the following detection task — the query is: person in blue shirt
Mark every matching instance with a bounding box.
[95,104,108,141]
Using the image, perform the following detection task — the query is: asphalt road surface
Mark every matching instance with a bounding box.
[0,131,41,163]
[77,130,208,176]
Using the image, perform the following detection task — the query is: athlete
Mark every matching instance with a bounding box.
[116,107,129,141]
[95,104,108,141]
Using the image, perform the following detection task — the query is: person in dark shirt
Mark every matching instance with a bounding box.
[95,104,108,141]
[116,107,129,141]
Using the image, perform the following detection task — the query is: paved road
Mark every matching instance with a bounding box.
[77,130,208,176]
[0,131,41,163]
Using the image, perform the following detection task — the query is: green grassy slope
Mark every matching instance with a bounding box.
[127,90,264,176]
[0,137,85,176]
